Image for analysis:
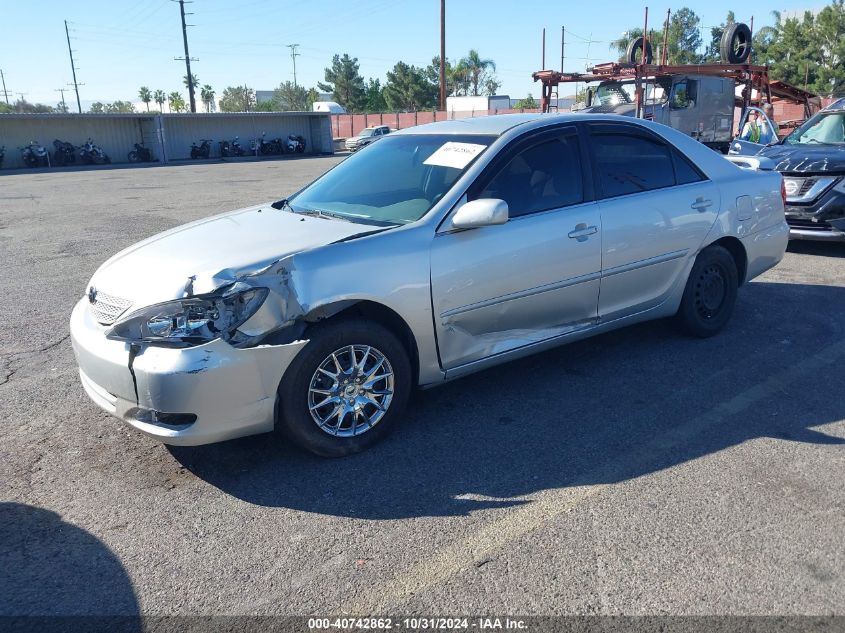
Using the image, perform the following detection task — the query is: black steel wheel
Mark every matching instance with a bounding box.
[675,245,739,338]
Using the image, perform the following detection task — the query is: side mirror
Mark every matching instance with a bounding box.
[585,88,593,108]
[451,198,509,229]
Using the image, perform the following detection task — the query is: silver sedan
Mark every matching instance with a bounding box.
[70,114,789,456]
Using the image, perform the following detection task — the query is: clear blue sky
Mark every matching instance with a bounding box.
[0,0,822,109]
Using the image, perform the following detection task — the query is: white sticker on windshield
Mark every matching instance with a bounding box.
[423,142,487,169]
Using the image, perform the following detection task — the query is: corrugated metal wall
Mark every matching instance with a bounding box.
[0,115,154,169]
[0,112,333,170]
[160,112,332,160]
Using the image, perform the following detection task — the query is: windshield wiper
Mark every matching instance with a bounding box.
[270,198,294,211]
[295,208,354,222]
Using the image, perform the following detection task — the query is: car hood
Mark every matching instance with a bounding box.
[89,203,372,308]
[756,143,845,174]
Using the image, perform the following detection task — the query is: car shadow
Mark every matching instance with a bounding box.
[787,240,845,258]
[0,503,140,631]
[170,281,845,520]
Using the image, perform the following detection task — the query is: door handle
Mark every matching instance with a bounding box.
[568,223,598,241]
[691,197,713,212]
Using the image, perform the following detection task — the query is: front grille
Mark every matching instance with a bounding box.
[787,216,833,231]
[89,290,132,325]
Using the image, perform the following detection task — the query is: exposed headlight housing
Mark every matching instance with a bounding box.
[105,285,268,348]
[783,176,838,203]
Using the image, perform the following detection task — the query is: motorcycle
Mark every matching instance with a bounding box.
[128,142,153,163]
[52,139,77,166]
[219,136,245,157]
[286,134,306,154]
[190,139,212,159]
[79,138,110,165]
[250,132,283,156]
[19,141,49,168]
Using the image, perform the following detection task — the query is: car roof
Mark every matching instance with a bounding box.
[393,112,668,136]
[394,113,563,136]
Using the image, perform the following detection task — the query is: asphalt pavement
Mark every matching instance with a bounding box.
[1,158,843,620]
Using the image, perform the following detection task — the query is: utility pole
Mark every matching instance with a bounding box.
[0,69,9,105]
[54,88,68,112]
[64,20,82,113]
[439,0,446,111]
[287,44,300,88]
[173,0,197,112]
[561,26,565,72]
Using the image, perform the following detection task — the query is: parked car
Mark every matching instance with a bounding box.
[70,114,787,456]
[731,102,845,241]
[345,125,391,152]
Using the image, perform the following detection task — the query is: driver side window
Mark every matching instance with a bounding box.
[476,133,584,218]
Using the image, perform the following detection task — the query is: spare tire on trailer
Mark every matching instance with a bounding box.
[626,36,654,64]
[720,23,752,63]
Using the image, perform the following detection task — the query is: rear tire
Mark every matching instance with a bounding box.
[675,245,738,338]
[277,319,412,457]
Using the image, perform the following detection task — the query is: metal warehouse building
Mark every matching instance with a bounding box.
[0,112,334,170]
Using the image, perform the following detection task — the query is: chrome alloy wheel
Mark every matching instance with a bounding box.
[307,345,395,437]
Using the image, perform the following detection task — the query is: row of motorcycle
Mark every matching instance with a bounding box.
[191,133,306,159]
[0,139,154,169]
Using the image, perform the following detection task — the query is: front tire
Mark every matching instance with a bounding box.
[277,319,412,457]
[675,245,738,338]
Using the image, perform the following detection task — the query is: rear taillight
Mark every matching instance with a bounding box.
[781,177,787,206]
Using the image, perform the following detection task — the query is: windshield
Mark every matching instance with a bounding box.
[358,128,377,137]
[596,82,634,105]
[785,112,845,145]
[291,134,496,225]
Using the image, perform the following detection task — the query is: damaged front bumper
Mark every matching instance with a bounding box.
[70,298,307,445]
[784,178,845,242]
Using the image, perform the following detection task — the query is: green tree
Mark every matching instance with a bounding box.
[758,10,822,92]
[183,73,199,91]
[383,61,438,111]
[55,100,70,113]
[612,7,702,64]
[457,49,496,96]
[813,0,845,95]
[273,81,309,110]
[703,11,735,62]
[218,85,256,112]
[153,89,166,111]
[138,86,152,111]
[168,91,185,113]
[200,84,215,112]
[513,94,537,109]
[318,53,366,112]
[105,100,135,113]
[89,102,105,114]
[425,56,460,98]
[364,78,387,112]
[666,8,703,64]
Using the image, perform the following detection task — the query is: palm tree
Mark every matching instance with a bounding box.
[168,91,185,113]
[459,49,496,96]
[153,89,166,112]
[138,86,152,112]
[183,74,199,91]
[200,84,215,112]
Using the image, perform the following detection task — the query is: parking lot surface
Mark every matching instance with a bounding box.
[1,159,844,617]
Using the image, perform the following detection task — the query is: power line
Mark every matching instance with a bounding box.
[65,20,83,113]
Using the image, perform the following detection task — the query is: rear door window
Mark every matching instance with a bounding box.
[589,132,676,198]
